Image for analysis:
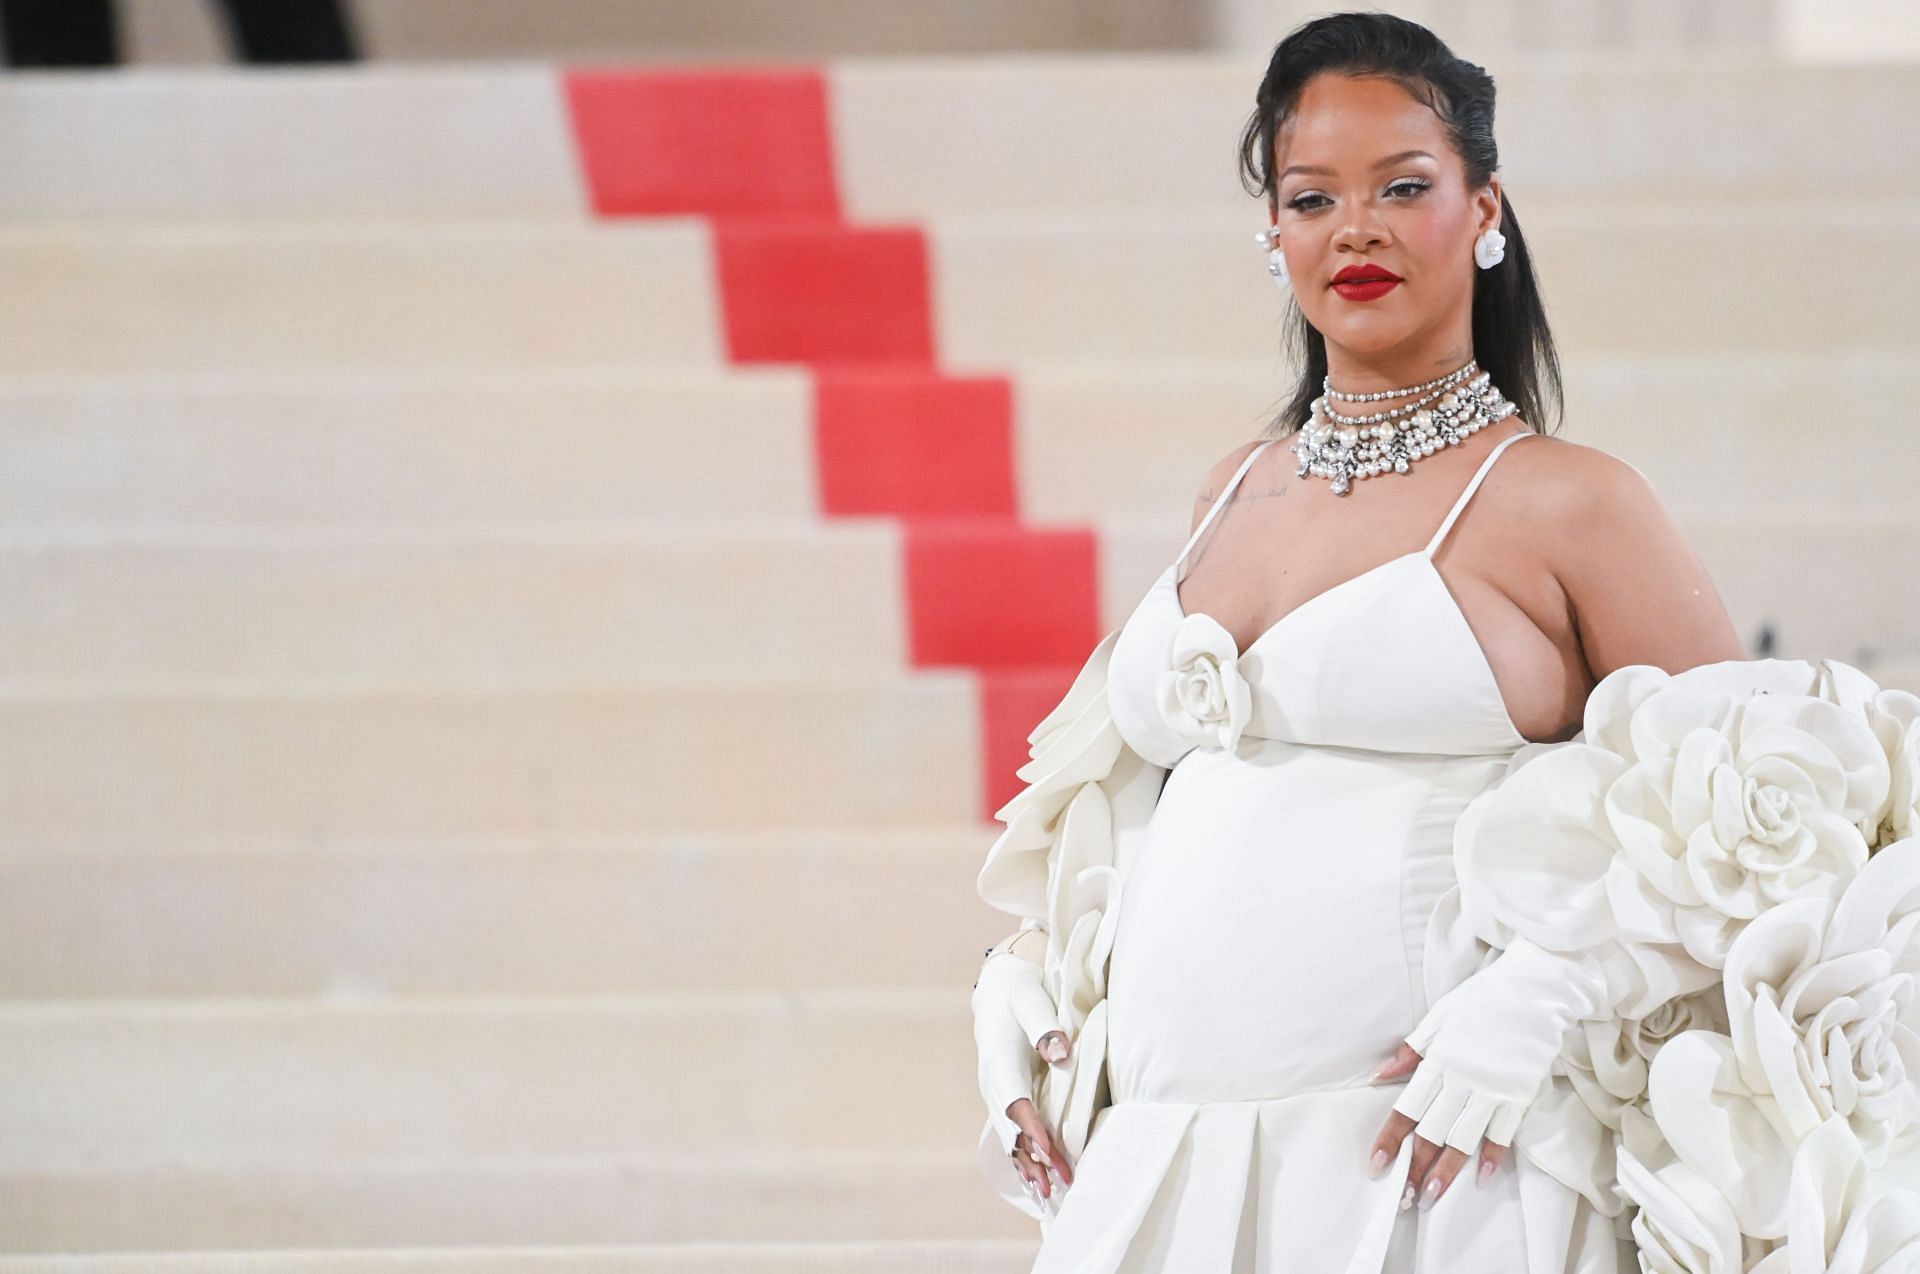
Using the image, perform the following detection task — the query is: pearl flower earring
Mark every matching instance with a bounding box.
[1474,226,1506,269]
[1254,227,1289,292]
[1255,225,1506,287]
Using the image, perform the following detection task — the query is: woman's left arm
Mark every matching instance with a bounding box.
[1364,444,1751,1213]
[1551,447,1748,679]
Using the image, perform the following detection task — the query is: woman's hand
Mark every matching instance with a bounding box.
[1365,1041,1507,1212]
[973,946,1080,1208]
[1006,1063,1077,1206]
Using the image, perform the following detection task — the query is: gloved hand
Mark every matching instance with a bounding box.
[971,934,1068,1151]
[1388,935,1615,1154]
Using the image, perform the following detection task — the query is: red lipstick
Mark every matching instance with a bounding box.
[1330,263,1403,302]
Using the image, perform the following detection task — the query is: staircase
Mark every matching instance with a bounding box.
[1,42,1917,1271]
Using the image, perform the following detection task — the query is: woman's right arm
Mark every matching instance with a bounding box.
[974,923,1076,1203]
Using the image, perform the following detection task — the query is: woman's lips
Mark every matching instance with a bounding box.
[1331,278,1402,301]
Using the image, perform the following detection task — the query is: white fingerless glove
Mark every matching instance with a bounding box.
[1389,935,1614,1153]
[971,933,1059,1154]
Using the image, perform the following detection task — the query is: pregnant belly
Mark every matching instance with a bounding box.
[1105,742,1426,1105]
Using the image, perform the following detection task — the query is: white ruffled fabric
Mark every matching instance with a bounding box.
[1420,655,1920,1269]
[974,629,1168,1221]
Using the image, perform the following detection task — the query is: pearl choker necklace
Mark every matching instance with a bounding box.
[1291,359,1517,495]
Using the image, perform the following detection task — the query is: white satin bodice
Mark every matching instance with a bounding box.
[1108,430,1536,765]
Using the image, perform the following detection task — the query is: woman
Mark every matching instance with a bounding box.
[970,11,1747,1273]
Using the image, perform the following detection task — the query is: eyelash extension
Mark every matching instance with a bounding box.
[1286,178,1430,212]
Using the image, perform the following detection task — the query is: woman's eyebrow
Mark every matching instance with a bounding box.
[1280,149,1435,179]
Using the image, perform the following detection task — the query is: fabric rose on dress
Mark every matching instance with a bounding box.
[1451,659,1890,995]
[1745,1114,1920,1273]
[1432,656,1920,1267]
[1563,986,1729,1130]
[1613,1104,1760,1274]
[1154,613,1252,752]
[1605,670,1887,966]
[1644,836,1920,1240]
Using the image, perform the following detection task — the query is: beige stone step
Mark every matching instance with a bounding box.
[0,220,717,376]
[5,207,1917,374]
[129,0,1205,62]
[1686,518,1920,680]
[0,680,977,844]
[0,371,817,531]
[0,66,581,222]
[0,992,977,1163]
[0,1150,1032,1254]
[1875,654,1920,696]
[17,507,1912,693]
[0,526,905,686]
[0,830,1006,998]
[838,55,1916,217]
[0,1240,1037,1272]
[120,0,1775,67]
[1,355,1909,533]
[8,55,1898,221]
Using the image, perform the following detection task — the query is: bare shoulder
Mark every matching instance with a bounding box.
[1501,432,1687,552]
[1499,432,1747,679]
[1494,431,1651,523]
[1188,438,1272,533]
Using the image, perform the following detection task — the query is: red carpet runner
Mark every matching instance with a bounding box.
[563,65,1102,818]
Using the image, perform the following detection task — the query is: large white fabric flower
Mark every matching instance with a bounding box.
[1154,613,1252,752]
[1563,986,1729,1131]
[1746,1114,1920,1273]
[1451,659,1890,990]
[1421,656,1920,1267]
[1644,836,1920,1239]
[1613,1104,1758,1274]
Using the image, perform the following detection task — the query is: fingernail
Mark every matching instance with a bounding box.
[1419,1176,1444,1211]
[1029,1142,1054,1168]
[1043,1037,1069,1064]
[1367,1062,1390,1083]
[1366,1148,1389,1178]
[1479,1158,1497,1182]
[1399,1181,1416,1212]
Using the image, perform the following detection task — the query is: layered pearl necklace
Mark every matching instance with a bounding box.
[1291,358,1518,495]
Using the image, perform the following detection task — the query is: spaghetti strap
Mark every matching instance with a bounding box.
[1423,430,1534,558]
[1173,440,1277,579]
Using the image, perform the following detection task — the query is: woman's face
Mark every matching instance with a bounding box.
[1269,73,1499,360]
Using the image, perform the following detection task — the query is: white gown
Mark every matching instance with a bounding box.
[1021,430,1637,1273]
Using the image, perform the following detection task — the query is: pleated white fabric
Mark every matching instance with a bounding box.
[1021,431,1638,1273]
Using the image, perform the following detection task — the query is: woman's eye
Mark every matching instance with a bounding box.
[1285,179,1429,212]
